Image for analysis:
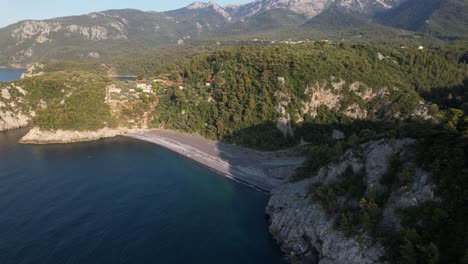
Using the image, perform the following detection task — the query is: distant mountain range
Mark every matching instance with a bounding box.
[0,0,466,67]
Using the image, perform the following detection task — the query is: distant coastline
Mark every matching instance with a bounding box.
[0,65,27,70]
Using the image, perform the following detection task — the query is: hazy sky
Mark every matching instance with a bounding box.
[0,0,252,28]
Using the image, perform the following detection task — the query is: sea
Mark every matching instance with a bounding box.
[0,68,284,263]
[0,128,285,263]
[0,68,25,82]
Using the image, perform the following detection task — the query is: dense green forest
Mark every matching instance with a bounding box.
[17,71,116,130]
[151,43,467,147]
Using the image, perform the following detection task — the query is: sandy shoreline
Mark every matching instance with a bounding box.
[124,130,305,192]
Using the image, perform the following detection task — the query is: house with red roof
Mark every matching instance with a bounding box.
[205,78,213,87]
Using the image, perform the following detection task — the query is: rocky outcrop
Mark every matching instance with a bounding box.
[266,139,434,264]
[19,127,123,144]
[0,111,29,131]
[301,79,393,120]
[21,63,45,79]
[0,82,33,131]
[275,91,294,137]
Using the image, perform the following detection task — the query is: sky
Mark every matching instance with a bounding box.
[0,0,252,28]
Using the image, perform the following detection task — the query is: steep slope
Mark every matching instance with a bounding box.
[227,0,405,20]
[163,2,232,35]
[0,10,158,65]
[0,0,465,67]
[221,8,308,35]
[376,0,468,39]
[0,8,227,66]
[301,8,403,39]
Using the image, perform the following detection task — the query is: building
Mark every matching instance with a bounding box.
[136,82,153,93]
[136,82,148,89]
[107,85,122,94]
[205,78,213,87]
[418,46,424,50]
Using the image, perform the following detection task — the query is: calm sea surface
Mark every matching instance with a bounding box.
[0,69,24,82]
[0,129,285,264]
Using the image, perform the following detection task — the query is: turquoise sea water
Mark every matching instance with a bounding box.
[0,69,24,82]
[0,129,285,264]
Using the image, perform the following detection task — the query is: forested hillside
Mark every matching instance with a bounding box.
[151,43,466,146]
[0,71,116,131]
[146,43,468,263]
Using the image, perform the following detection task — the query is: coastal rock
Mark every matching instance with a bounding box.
[381,169,434,231]
[267,178,385,264]
[21,63,45,79]
[267,139,434,264]
[19,127,123,144]
[331,129,345,140]
[362,138,415,194]
[0,110,29,131]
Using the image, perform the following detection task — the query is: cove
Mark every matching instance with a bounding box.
[0,129,285,264]
[0,69,25,82]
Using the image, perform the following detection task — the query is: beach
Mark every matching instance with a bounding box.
[124,130,305,192]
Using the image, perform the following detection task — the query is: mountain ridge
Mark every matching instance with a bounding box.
[0,0,465,67]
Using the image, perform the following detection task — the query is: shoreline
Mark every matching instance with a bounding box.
[124,130,305,192]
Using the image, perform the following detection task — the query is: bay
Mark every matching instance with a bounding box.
[0,129,285,264]
[0,69,25,82]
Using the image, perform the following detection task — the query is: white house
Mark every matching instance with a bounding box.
[136,82,148,89]
[136,82,153,93]
[108,85,122,94]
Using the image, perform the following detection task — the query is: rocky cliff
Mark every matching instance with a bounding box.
[0,82,35,131]
[266,139,434,263]
[19,127,123,144]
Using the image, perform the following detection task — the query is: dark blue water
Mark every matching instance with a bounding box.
[0,69,24,82]
[0,129,285,264]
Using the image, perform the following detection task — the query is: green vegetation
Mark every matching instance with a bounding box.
[151,43,466,150]
[6,41,465,263]
[18,71,115,130]
[146,43,467,263]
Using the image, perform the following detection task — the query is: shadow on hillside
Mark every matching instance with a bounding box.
[213,105,464,192]
[419,80,467,111]
[212,115,466,263]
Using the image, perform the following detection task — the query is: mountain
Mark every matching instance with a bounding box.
[0,8,232,67]
[226,0,405,20]
[302,8,399,36]
[0,0,465,67]
[376,0,468,39]
[222,8,308,35]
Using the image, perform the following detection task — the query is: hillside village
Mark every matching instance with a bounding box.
[104,75,219,129]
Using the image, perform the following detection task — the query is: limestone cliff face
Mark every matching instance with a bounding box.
[19,127,123,144]
[20,63,45,79]
[0,82,34,131]
[266,139,434,264]
[274,77,432,134]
